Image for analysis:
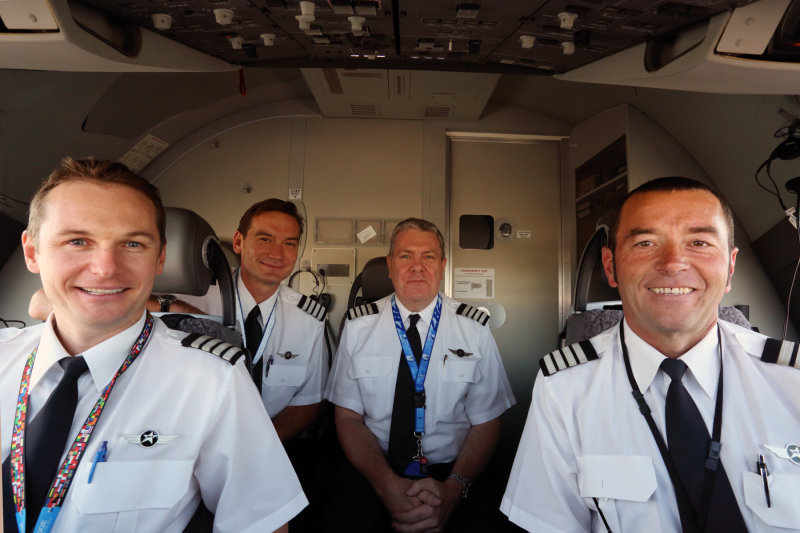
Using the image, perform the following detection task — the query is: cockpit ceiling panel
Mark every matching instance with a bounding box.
[80,0,755,74]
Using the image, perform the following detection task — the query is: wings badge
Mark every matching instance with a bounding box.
[764,443,800,466]
[121,429,179,448]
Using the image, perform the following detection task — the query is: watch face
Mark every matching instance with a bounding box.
[158,295,177,311]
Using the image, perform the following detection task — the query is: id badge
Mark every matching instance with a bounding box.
[403,456,428,478]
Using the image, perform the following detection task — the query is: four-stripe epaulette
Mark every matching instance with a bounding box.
[346,302,379,321]
[182,333,246,365]
[761,337,800,369]
[540,340,599,377]
[298,295,327,321]
[456,303,489,326]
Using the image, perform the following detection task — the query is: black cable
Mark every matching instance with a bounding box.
[754,159,788,210]
[766,160,789,211]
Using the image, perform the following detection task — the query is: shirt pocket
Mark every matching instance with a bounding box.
[743,471,800,528]
[578,455,659,533]
[440,358,480,383]
[264,363,306,387]
[348,356,395,418]
[437,357,480,421]
[72,459,193,514]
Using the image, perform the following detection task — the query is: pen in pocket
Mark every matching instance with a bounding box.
[88,440,108,484]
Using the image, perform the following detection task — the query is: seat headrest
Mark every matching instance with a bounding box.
[574,225,619,312]
[153,207,216,296]
[360,256,395,302]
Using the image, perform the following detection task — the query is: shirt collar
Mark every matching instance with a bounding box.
[624,319,720,399]
[237,270,280,320]
[394,293,439,328]
[34,311,148,394]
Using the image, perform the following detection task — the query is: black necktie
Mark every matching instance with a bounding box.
[387,314,422,474]
[661,358,747,533]
[3,356,88,532]
[244,306,264,393]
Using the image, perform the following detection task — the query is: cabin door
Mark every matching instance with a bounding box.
[447,135,565,452]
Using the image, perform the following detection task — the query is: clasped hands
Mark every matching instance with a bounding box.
[381,475,461,533]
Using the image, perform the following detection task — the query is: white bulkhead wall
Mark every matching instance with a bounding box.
[152,105,572,333]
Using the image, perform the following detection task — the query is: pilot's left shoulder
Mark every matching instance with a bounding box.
[280,285,327,322]
[157,321,246,367]
[445,296,490,327]
[723,321,800,370]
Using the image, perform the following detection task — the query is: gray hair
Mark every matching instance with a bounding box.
[388,218,445,258]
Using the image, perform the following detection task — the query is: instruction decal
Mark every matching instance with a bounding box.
[453,267,494,299]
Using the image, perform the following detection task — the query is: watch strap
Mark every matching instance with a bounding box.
[446,472,472,499]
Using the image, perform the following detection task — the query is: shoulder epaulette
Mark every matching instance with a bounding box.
[456,303,489,326]
[297,295,327,321]
[181,333,246,365]
[540,340,599,377]
[761,337,800,369]
[346,302,379,321]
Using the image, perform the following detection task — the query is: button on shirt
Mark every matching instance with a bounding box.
[501,319,800,533]
[0,313,306,533]
[325,293,515,464]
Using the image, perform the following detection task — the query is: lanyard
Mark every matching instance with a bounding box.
[391,295,442,434]
[11,313,154,533]
[234,268,278,365]
[620,322,724,533]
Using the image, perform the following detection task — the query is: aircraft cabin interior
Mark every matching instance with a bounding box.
[2,0,800,529]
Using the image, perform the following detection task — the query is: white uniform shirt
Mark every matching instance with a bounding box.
[169,275,328,419]
[501,319,800,533]
[0,313,307,533]
[236,281,328,418]
[325,293,515,464]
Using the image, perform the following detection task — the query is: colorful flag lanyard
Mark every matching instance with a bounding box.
[10,314,154,533]
[390,295,442,435]
[234,268,277,365]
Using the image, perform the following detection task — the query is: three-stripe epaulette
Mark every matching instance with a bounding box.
[298,295,327,321]
[182,333,246,365]
[346,302,379,321]
[539,340,599,377]
[761,337,800,369]
[456,303,489,326]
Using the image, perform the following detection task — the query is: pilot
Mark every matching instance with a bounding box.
[28,198,329,443]
[205,198,328,442]
[0,158,305,532]
[324,217,516,532]
[502,177,800,532]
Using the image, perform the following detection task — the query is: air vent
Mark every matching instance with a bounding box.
[424,106,453,118]
[350,103,378,116]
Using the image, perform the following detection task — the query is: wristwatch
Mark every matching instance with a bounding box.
[446,472,472,500]
[157,294,177,312]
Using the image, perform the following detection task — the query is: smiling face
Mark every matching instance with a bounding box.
[387,228,446,312]
[601,188,737,356]
[22,180,165,354]
[233,211,300,303]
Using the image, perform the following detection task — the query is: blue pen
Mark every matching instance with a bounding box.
[264,355,274,379]
[87,441,108,484]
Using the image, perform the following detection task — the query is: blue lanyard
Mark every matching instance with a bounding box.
[234,268,278,365]
[391,295,442,434]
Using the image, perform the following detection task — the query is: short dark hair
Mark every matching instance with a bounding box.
[237,198,304,237]
[607,177,734,252]
[28,157,166,247]
[388,218,445,258]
